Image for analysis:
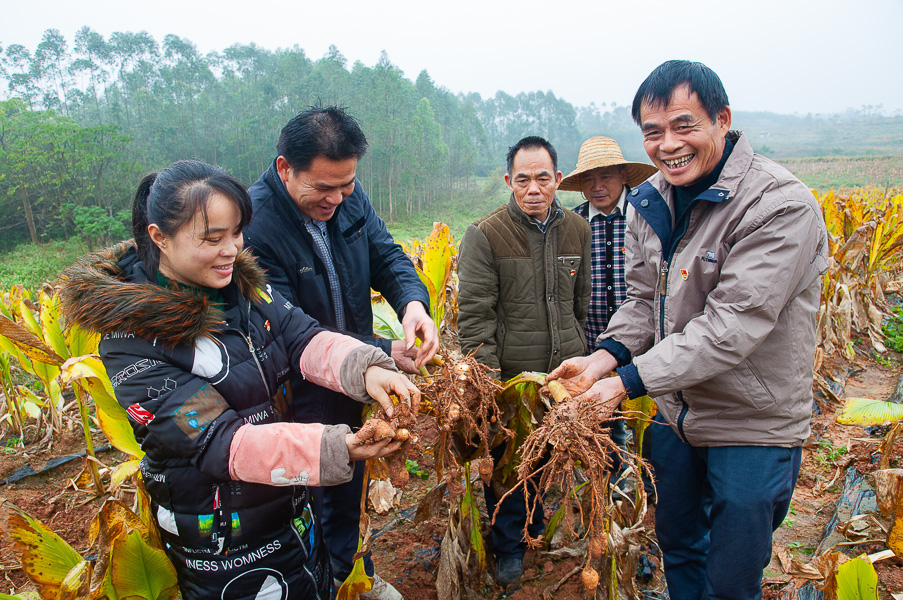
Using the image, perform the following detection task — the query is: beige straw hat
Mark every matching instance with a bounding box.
[559,136,658,192]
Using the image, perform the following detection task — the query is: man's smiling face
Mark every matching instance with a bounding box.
[640,84,731,187]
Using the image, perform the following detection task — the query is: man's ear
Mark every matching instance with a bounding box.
[555,170,563,186]
[276,156,291,182]
[504,173,513,190]
[717,106,732,135]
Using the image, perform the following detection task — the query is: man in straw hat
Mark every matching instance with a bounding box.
[457,135,591,588]
[549,61,828,599]
[561,137,658,348]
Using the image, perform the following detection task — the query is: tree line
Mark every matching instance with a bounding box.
[0,28,608,248]
[2,28,900,249]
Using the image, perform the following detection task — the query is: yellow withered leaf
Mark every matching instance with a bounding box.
[622,394,657,428]
[58,559,92,600]
[0,500,84,599]
[38,290,70,362]
[97,405,144,458]
[837,397,903,427]
[835,554,878,600]
[61,355,128,424]
[0,315,63,366]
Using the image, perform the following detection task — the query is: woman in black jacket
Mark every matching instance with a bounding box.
[61,160,417,600]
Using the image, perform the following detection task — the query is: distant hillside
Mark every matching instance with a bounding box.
[733,111,903,158]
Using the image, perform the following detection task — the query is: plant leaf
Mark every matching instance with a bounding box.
[109,529,180,599]
[0,500,84,598]
[60,355,128,423]
[371,295,405,341]
[0,315,63,365]
[836,554,878,600]
[837,397,903,426]
[97,407,144,458]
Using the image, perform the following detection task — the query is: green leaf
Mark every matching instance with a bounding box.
[39,291,70,362]
[836,555,878,600]
[461,463,486,570]
[109,529,179,599]
[837,397,903,426]
[371,295,405,341]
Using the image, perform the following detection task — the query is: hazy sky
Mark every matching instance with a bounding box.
[3,0,902,115]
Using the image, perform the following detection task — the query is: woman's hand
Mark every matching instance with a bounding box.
[345,433,403,461]
[364,366,421,416]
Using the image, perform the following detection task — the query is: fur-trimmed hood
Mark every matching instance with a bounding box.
[59,241,269,347]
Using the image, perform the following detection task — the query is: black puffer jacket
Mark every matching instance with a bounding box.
[246,162,430,427]
[60,242,335,599]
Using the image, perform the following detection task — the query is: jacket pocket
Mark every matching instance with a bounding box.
[690,358,776,414]
[555,255,582,316]
[496,321,508,364]
[342,216,366,240]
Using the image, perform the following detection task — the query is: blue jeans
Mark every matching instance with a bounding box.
[649,414,801,600]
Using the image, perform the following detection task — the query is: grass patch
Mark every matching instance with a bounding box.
[0,239,89,293]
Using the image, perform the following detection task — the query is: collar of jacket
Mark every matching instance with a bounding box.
[506,193,564,232]
[626,131,754,251]
[59,241,269,347]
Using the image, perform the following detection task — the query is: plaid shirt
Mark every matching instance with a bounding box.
[573,188,629,351]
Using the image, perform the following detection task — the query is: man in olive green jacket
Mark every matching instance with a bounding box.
[457,136,590,587]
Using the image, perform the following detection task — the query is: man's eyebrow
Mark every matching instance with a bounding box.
[315,176,356,189]
[670,114,696,125]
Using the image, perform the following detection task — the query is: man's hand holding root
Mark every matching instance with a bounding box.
[548,349,625,417]
[399,300,440,370]
[364,366,421,417]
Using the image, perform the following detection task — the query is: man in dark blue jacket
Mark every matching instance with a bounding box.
[246,107,437,600]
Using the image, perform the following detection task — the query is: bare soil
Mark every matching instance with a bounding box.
[0,351,901,599]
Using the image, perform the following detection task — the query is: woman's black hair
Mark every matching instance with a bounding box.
[132,160,252,275]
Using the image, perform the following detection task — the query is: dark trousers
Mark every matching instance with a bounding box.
[483,442,545,558]
[295,382,371,581]
[649,414,801,600]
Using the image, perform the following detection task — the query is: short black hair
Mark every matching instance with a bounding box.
[631,60,729,125]
[277,106,369,171]
[506,136,558,174]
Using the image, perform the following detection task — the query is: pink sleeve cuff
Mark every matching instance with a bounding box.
[229,422,325,486]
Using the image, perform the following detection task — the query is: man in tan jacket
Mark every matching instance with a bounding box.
[550,61,828,600]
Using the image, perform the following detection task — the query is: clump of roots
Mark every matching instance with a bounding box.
[420,354,511,499]
[499,395,649,589]
[359,400,421,489]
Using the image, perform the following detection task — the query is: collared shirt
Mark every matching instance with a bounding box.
[574,187,629,350]
[278,177,347,330]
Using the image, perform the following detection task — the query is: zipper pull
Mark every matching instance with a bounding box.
[245,334,255,354]
[659,261,670,297]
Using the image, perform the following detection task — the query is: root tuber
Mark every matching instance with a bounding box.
[582,565,599,596]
